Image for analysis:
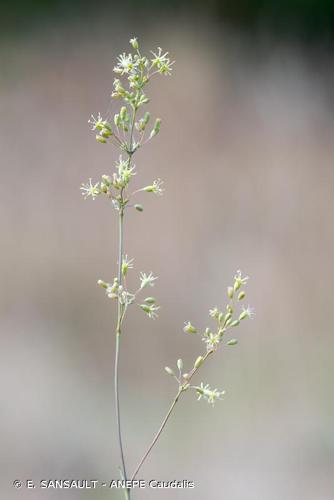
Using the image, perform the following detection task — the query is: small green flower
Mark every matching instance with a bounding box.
[140,303,160,319]
[122,255,134,276]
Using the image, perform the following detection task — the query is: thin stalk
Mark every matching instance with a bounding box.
[131,350,214,480]
[114,206,130,500]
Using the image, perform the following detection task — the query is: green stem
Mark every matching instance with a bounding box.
[130,350,214,480]
[114,207,130,500]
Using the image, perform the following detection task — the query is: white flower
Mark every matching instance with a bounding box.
[143,179,164,195]
[240,305,255,320]
[195,383,225,405]
[234,269,249,290]
[88,112,103,131]
[140,272,158,289]
[209,307,219,319]
[80,178,100,200]
[114,53,135,75]
[150,47,174,75]
[202,330,220,350]
[183,321,197,334]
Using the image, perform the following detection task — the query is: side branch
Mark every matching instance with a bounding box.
[131,350,213,480]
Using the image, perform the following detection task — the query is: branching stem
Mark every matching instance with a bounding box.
[130,349,214,480]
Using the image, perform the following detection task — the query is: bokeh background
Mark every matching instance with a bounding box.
[1,1,334,499]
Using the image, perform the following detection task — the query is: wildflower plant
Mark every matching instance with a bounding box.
[81,38,254,499]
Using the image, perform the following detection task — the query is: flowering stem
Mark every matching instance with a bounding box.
[130,350,214,480]
[114,205,130,500]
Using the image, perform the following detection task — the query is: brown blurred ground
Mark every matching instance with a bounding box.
[1,15,334,500]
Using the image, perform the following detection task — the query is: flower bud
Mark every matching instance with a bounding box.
[143,112,150,125]
[165,366,175,376]
[183,373,190,380]
[114,114,121,127]
[140,304,151,314]
[227,286,234,299]
[177,359,183,371]
[230,320,240,327]
[150,118,161,138]
[96,134,106,144]
[100,183,108,194]
[194,356,204,369]
[130,38,139,49]
[97,279,108,289]
[120,106,127,121]
[102,175,112,186]
[144,297,156,304]
[224,312,232,324]
[134,204,144,212]
[227,339,238,346]
[238,291,246,301]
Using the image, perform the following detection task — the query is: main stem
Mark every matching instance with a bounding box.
[115,207,130,500]
[114,104,136,500]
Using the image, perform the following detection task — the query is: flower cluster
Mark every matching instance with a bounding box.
[183,270,254,352]
[165,271,254,405]
[81,38,173,215]
[97,278,135,306]
[97,268,160,320]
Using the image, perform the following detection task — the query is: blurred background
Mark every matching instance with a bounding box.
[1,1,334,499]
